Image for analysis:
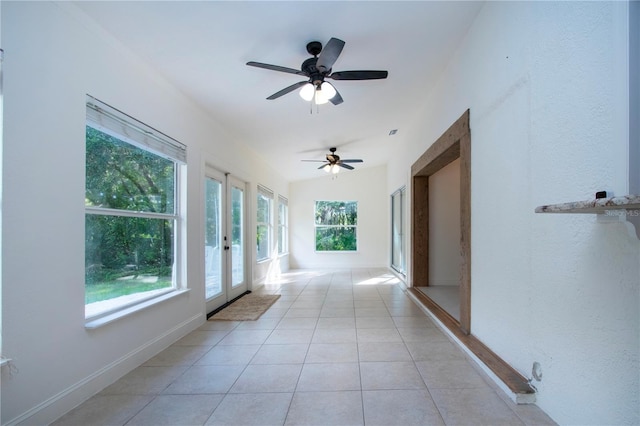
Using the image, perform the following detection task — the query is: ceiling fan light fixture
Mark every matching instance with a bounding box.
[320,82,337,100]
[299,83,315,101]
[301,81,337,105]
[323,164,331,173]
[331,164,340,174]
[314,86,330,105]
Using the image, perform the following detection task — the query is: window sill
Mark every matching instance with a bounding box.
[85,289,190,329]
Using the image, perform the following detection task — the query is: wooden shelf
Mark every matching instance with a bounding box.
[535,195,640,214]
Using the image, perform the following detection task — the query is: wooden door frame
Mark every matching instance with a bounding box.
[408,110,534,396]
[411,109,471,334]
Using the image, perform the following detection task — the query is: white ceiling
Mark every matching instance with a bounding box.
[73,1,483,181]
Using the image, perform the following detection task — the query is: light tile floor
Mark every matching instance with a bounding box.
[53,268,556,426]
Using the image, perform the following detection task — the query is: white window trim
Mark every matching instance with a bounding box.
[85,289,190,329]
[84,96,186,324]
[256,185,273,262]
[278,195,288,255]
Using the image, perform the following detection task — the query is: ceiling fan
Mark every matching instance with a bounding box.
[246,37,388,105]
[302,147,363,174]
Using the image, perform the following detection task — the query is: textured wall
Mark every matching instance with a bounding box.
[387,2,639,424]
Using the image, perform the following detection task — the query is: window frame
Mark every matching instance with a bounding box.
[256,185,273,262]
[391,186,406,275]
[314,200,358,252]
[84,96,187,324]
[278,195,289,255]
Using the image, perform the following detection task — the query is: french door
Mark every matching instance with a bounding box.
[204,167,247,314]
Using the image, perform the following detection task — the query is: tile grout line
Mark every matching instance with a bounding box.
[354,273,367,426]
[281,277,313,426]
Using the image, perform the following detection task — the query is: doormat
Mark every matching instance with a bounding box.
[209,293,281,321]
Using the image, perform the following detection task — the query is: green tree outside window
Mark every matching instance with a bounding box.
[314,201,357,251]
[85,126,175,304]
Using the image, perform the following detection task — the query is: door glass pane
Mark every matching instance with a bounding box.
[231,185,244,286]
[205,177,222,299]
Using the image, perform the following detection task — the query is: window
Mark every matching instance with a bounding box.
[278,196,288,255]
[391,187,406,274]
[315,201,357,251]
[85,96,186,319]
[256,185,273,261]
[0,50,3,359]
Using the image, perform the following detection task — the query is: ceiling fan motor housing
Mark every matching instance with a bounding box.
[327,147,339,162]
[301,57,325,86]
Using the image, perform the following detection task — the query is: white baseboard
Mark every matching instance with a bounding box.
[405,291,536,405]
[7,313,203,426]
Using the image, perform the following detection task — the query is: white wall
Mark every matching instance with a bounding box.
[289,165,388,269]
[0,2,287,424]
[387,2,639,424]
[428,158,461,286]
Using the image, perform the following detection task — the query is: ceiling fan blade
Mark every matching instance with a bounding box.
[301,160,327,162]
[338,163,355,170]
[266,81,309,100]
[317,163,330,170]
[329,70,388,80]
[340,159,363,163]
[316,37,345,73]
[246,61,306,76]
[329,89,344,106]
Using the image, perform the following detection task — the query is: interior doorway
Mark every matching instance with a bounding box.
[410,110,471,333]
[409,110,535,396]
[204,166,248,314]
[416,157,461,320]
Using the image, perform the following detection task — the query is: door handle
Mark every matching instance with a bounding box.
[224,245,230,250]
